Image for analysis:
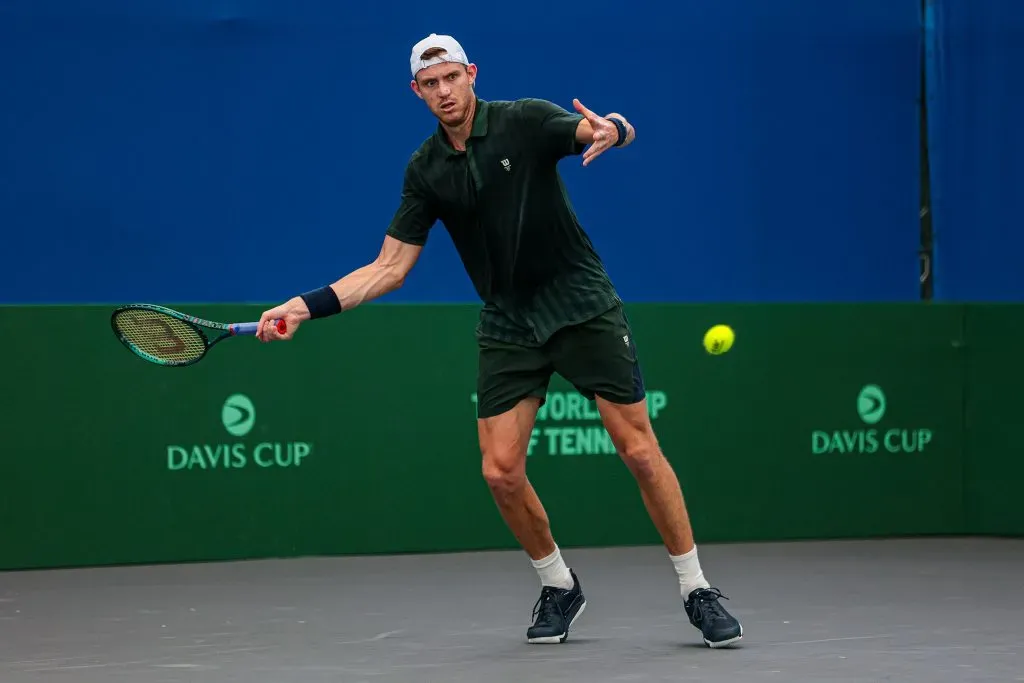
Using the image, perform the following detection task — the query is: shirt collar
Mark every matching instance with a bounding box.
[470,98,489,137]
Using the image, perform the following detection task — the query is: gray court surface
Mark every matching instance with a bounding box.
[2,537,1021,682]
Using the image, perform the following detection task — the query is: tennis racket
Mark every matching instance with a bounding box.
[110,303,286,367]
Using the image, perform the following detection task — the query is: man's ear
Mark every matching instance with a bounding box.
[410,79,423,99]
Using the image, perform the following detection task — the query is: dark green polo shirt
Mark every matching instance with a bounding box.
[386,97,621,347]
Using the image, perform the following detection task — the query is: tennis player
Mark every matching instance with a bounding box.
[256,33,743,649]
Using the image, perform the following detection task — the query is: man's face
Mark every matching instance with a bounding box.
[411,61,478,127]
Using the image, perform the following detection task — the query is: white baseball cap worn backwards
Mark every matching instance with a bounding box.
[410,33,470,77]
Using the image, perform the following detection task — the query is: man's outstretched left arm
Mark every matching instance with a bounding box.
[572,98,635,166]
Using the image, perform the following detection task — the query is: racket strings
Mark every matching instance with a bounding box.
[113,309,206,363]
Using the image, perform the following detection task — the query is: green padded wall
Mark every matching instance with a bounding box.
[963,305,1024,536]
[0,303,978,570]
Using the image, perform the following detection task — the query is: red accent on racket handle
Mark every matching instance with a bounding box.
[276,319,287,335]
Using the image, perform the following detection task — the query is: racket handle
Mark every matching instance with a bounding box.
[230,319,287,336]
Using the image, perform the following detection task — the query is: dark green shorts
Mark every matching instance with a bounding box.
[476,304,646,419]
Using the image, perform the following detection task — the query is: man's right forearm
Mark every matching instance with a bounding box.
[328,262,405,312]
[289,262,404,322]
[291,236,421,323]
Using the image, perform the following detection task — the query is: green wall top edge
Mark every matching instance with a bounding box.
[0,301,987,310]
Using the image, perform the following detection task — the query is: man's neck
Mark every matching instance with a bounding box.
[443,98,477,152]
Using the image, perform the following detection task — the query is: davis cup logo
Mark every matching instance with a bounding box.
[811,384,933,454]
[166,393,312,470]
[222,393,255,436]
[856,385,885,425]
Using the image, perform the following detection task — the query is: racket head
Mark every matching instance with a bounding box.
[110,304,214,366]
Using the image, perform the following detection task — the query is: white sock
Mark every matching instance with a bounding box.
[670,545,711,598]
[531,546,574,590]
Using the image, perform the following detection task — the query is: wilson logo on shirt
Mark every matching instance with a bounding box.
[500,158,511,172]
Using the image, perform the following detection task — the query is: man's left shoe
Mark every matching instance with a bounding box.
[526,569,587,644]
[684,587,743,648]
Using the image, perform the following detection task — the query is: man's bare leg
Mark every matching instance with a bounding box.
[595,396,695,556]
[478,397,556,561]
[597,395,743,648]
[478,396,586,643]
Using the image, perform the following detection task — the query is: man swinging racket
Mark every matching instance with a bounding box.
[256,33,744,649]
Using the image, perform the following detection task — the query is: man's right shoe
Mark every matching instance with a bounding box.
[526,569,587,644]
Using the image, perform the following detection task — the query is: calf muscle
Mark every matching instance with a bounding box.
[478,398,556,560]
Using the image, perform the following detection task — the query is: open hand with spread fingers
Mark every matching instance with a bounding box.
[573,98,633,167]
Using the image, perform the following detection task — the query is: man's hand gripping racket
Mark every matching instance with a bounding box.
[255,297,310,342]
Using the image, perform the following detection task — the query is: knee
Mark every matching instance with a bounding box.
[481,450,526,496]
[619,436,662,481]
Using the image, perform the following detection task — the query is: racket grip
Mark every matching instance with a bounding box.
[231,319,287,336]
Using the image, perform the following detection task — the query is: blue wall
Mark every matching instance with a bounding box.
[925,0,1024,301]
[1,1,922,305]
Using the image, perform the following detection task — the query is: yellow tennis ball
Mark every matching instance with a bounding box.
[703,324,735,355]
